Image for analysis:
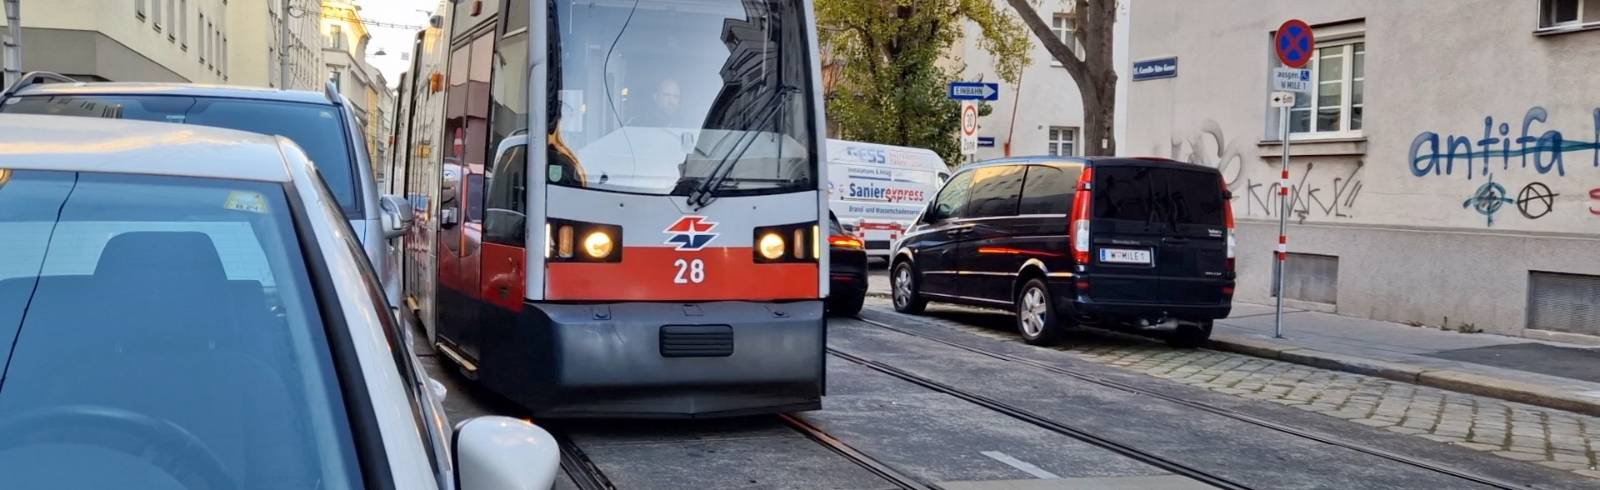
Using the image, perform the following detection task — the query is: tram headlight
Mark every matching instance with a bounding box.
[757,232,786,261]
[583,231,614,259]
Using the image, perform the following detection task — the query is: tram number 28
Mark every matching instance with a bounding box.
[673,259,706,284]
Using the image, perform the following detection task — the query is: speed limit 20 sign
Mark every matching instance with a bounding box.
[960,101,979,156]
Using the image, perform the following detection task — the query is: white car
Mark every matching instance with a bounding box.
[0,115,558,489]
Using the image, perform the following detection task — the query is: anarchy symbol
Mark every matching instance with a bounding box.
[1515,182,1558,220]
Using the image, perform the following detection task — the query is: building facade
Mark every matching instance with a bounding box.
[0,0,319,87]
[1126,0,1600,340]
[322,0,391,171]
[950,0,1130,162]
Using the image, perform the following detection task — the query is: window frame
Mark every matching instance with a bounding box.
[1047,126,1079,157]
[152,0,163,31]
[137,0,146,20]
[962,165,1026,219]
[1540,0,1587,29]
[1272,23,1365,143]
[1049,13,1085,67]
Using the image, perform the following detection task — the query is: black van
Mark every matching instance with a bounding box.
[890,156,1234,347]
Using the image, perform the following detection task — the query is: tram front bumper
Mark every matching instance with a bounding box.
[487,300,826,418]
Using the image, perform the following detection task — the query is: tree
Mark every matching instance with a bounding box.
[1003,0,1117,156]
[818,0,1030,164]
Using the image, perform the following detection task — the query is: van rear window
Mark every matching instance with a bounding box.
[1094,166,1223,226]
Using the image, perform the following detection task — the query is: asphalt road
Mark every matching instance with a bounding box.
[414,295,1597,489]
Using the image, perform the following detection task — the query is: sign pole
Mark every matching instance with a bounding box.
[1274,105,1290,339]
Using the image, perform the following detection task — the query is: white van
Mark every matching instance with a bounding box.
[827,139,949,259]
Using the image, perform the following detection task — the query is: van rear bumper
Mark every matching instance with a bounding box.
[1069,298,1232,321]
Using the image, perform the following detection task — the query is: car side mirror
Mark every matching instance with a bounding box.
[380,194,413,239]
[441,208,460,229]
[455,417,560,490]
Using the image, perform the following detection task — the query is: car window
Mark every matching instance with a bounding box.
[0,170,363,490]
[1094,166,1156,222]
[925,170,975,222]
[2,95,362,217]
[1158,168,1226,226]
[1019,164,1081,215]
[963,165,1025,218]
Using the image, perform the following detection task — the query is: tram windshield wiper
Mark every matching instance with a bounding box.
[687,86,799,210]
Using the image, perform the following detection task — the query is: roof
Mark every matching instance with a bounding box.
[9,82,334,105]
[0,114,293,183]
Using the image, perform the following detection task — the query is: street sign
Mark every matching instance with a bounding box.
[977,136,996,148]
[1271,67,1312,93]
[1131,57,1178,81]
[1274,19,1315,69]
[959,101,979,155]
[1269,91,1296,108]
[949,82,1000,101]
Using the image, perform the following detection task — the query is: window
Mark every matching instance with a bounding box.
[0,171,364,489]
[198,13,206,63]
[327,70,341,92]
[222,37,228,78]
[489,2,530,156]
[485,144,529,246]
[179,0,188,48]
[1286,39,1364,137]
[166,0,176,40]
[1540,0,1591,29]
[964,165,1025,218]
[926,171,975,222]
[152,0,162,30]
[136,0,146,20]
[330,24,345,51]
[206,21,215,69]
[1048,127,1077,157]
[1049,13,1085,65]
[1018,164,1081,215]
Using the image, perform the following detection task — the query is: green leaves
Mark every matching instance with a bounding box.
[818,0,1030,164]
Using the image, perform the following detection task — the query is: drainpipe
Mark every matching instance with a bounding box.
[4,0,21,89]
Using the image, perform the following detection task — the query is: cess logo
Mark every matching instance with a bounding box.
[664,216,719,251]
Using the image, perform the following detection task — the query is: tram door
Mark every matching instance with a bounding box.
[437,31,496,361]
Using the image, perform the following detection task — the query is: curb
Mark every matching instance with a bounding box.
[1208,333,1600,418]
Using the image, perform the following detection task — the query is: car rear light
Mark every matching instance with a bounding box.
[828,235,864,250]
[1069,167,1094,266]
[1075,278,1090,294]
[1221,175,1236,272]
[1222,285,1235,296]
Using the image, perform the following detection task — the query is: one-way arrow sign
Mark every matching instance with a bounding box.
[948,82,1000,101]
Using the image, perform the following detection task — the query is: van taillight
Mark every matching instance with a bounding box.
[1069,167,1094,266]
[1222,176,1236,272]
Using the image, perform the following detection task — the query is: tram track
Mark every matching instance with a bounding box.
[554,431,617,490]
[849,313,1528,490]
[776,413,936,490]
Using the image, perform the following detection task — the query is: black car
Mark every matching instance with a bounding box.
[827,212,868,316]
[890,157,1234,347]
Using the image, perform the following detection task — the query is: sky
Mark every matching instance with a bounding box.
[355,0,442,89]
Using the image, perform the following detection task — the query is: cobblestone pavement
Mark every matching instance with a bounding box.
[863,299,1600,479]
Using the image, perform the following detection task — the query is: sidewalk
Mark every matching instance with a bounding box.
[864,271,1600,416]
[1211,302,1600,417]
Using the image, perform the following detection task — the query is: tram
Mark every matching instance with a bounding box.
[392,0,828,418]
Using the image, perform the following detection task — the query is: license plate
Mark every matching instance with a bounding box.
[1099,248,1152,265]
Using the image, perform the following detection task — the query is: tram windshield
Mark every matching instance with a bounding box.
[550,0,817,198]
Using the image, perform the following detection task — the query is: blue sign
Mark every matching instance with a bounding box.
[948,82,1000,101]
[1132,57,1178,81]
[977,137,996,148]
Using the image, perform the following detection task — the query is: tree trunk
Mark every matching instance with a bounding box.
[1003,0,1117,156]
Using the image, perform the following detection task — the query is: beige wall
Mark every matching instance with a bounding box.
[1128,0,1600,336]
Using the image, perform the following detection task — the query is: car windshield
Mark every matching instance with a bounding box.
[1,95,361,216]
[549,0,816,196]
[0,170,362,489]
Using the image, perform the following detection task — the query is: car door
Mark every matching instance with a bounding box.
[956,165,1027,303]
[1089,164,1165,303]
[1152,167,1231,305]
[903,170,974,297]
[1006,162,1080,291]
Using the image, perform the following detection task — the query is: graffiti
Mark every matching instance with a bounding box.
[1245,161,1363,222]
[1409,107,1600,180]
[1462,177,1514,227]
[1514,183,1557,220]
[1170,120,1248,188]
[1591,189,1600,216]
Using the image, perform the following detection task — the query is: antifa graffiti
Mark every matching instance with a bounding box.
[1409,107,1600,180]
[1245,161,1363,222]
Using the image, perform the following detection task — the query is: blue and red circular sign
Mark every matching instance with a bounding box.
[1274,19,1315,69]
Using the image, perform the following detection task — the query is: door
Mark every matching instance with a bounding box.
[1151,168,1230,305]
[437,31,496,361]
[1089,165,1165,303]
[956,165,1026,303]
[905,170,975,297]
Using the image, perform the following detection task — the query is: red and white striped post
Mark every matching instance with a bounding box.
[1274,110,1291,338]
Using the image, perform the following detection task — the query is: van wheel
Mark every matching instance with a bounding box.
[1016,279,1062,345]
[891,262,927,314]
[1167,320,1213,348]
